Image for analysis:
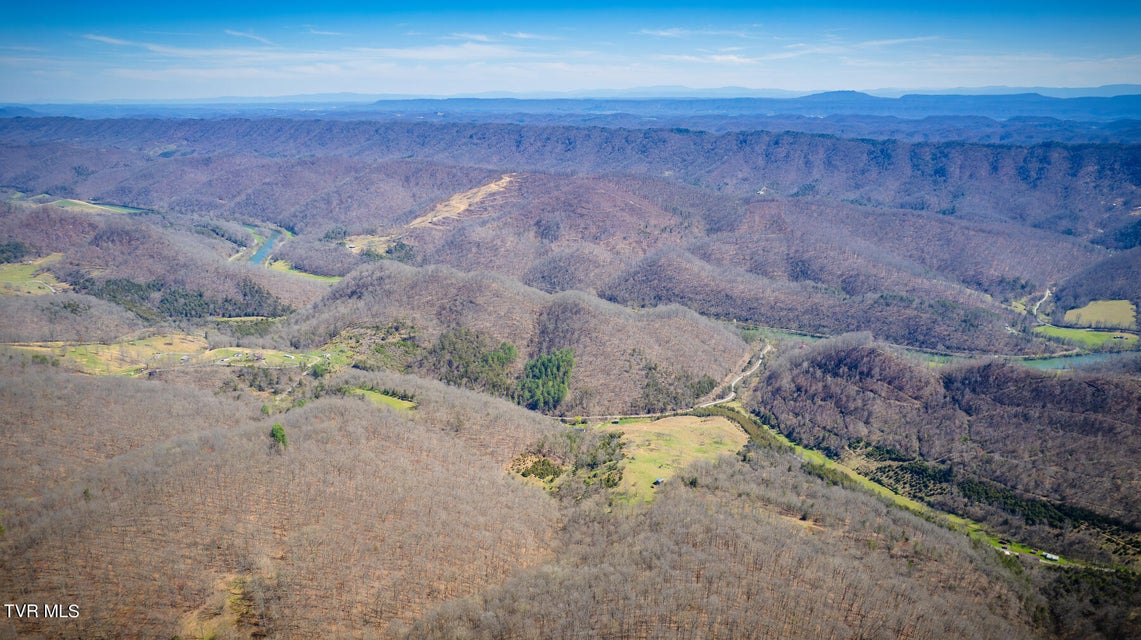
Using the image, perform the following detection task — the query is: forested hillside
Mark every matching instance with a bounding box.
[283,261,746,415]
[1,108,1138,638]
[2,119,1138,237]
[4,116,1137,353]
[0,361,560,638]
[750,334,1141,566]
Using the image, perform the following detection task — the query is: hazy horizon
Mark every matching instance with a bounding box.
[7,84,1141,106]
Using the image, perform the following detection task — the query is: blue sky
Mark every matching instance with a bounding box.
[2,1,1139,102]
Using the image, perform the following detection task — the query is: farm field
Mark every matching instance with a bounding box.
[1063,299,1137,330]
[0,254,66,295]
[599,414,748,502]
[267,259,343,283]
[1033,324,1138,349]
[4,333,209,375]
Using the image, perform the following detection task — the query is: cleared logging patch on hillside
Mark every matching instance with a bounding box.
[1063,299,1137,330]
[408,173,515,229]
[600,415,749,502]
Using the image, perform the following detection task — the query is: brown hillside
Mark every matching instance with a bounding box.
[285,261,747,415]
[0,363,559,638]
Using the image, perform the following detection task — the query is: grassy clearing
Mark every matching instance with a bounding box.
[608,416,654,425]
[342,234,393,255]
[242,225,266,245]
[267,260,342,283]
[1033,325,1138,349]
[3,332,342,376]
[206,347,313,368]
[4,191,146,215]
[53,199,145,214]
[600,415,748,503]
[0,254,67,295]
[355,388,417,411]
[178,574,260,640]
[6,333,209,375]
[1063,299,1137,330]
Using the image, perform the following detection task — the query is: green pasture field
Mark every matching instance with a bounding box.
[0,254,66,295]
[600,415,748,503]
[1062,299,1137,330]
[355,388,417,411]
[267,260,342,283]
[1033,325,1138,349]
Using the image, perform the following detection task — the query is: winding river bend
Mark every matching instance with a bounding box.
[249,229,282,265]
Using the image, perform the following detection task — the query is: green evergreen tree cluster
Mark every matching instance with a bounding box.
[516,349,574,411]
[0,240,31,263]
[424,328,518,394]
[269,422,288,451]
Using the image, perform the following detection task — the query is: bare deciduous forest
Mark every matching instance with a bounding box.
[1,97,1139,638]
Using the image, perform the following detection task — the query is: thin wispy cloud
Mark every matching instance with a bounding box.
[640,28,690,38]
[447,32,495,42]
[504,32,560,41]
[224,30,274,46]
[110,66,292,81]
[858,36,942,48]
[84,34,133,46]
[84,33,331,64]
[639,27,750,38]
[661,53,758,65]
[355,42,527,61]
[305,26,344,36]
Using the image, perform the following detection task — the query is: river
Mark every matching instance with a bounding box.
[249,229,281,265]
[1017,351,1137,370]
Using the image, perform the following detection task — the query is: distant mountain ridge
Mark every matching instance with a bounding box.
[7,89,1141,122]
[360,92,1141,121]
